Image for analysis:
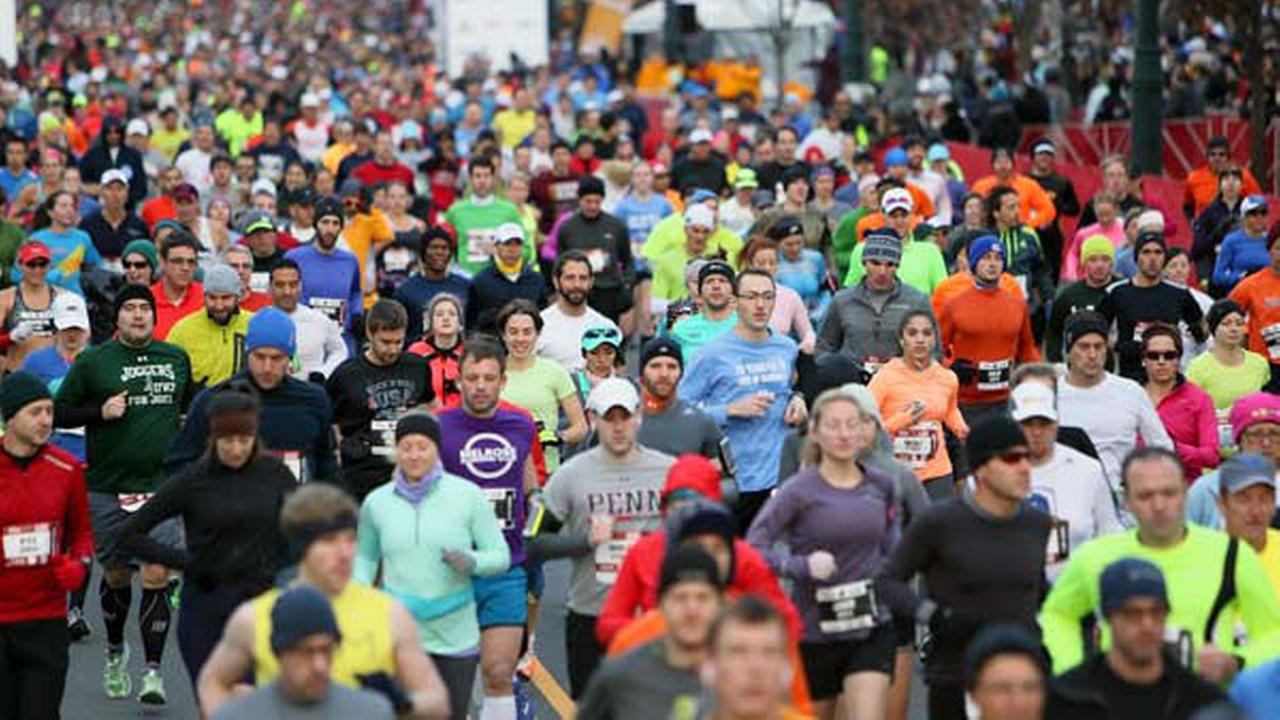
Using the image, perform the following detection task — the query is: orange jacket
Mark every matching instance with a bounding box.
[971,173,1057,228]
[868,358,968,481]
[1184,165,1263,217]
[1229,268,1280,365]
[939,285,1041,404]
[930,271,1024,318]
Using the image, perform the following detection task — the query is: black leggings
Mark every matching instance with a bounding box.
[927,680,967,720]
[565,611,604,698]
[0,619,69,720]
[177,581,265,691]
[431,653,479,720]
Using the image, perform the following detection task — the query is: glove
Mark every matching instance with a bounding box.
[52,555,87,592]
[806,551,837,581]
[950,359,978,386]
[308,371,327,385]
[441,548,476,575]
[340,434,372,461]
[9,322,33,344]
[928,606,983,649]
[356,671,414,715]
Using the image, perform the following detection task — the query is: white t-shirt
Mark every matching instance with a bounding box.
[287,304,349,380]
[1028,442,1125,581]
[536,303,617,373]
[1057,372,1174,490]
[174,147,213,193]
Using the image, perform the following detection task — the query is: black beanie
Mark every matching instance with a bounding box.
[0,370,52,421]
[114,283,157,322]
[641,336,683,371]
[577,175,605,198]
[965,414,1028,470]
[658,544,724,599]
[1062,310,1109,354]
[1206,299,1245,336]
[395,411,442,447]
[314,196,345,225]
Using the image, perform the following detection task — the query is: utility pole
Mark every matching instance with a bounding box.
[841,0,865,82]
[1130,0,1162,174]
[663,0,682,64]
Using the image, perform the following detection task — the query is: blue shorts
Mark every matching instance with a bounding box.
[473,565,528,629]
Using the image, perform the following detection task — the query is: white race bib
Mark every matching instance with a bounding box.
[1262,323,1280,361]
[815,579,878,635]
[892,421,939,469]
[117,493,154,513]
[3,522,56,567]
[976,359,1012,392]
[466,229,496,264]
[594,528,642,585]
[370,418,399,457]
[483,487,517,530]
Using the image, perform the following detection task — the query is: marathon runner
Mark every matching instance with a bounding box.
[268,258,348,382]
[286,196,364,343]
[165,264,253,389]
[446,156,526,277]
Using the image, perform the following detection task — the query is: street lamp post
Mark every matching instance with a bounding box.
[1130,0,1162,174]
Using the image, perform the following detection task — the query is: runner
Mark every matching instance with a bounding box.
[1213,454,1280,594]
[197,483,451,719]
[446,156,525,277]
[554,176,634,327]
[1186,393,1280,530]
[528,378,675,697]
[355,411,511,720]
[116,389,297,691]
[649,205,722,303]
[987,185,1053,324]
[166,264,254,389]
[698,596,806,720]
[669,259,739,362]
[407,294,467,408]
[54,283,194,705]
[327,299,436,501]
[497,299,587,474]
[1046,235,1117,363]
[26,190,101,293]
[286,196,364,342]
[149,231,205,340]
[877,415,1051,720]
[437,339,540,720]
[1212,195,1271,294]
[747,386,899,720]
[208,586,398,719]
[0,370,93,720]
[467,223,548,334]
[1140,324,1219,480]
[577,546,724,720]
[570,323,626,407]
[868,308,968,499]
[738,237,817,352]
[1227,228,1280,392]
[1040,447,1280,681]
[962,625,1049,720]
[78,169,149,264]
[395,227,472,341]
[1010,381,1121,582]
[635,337,727,464]
[1186,301,1271,440]
[679,269,806,530]
[269,258,348,382]
[0,241,61,375]
[537,250,618,374]
[770,215,831,323]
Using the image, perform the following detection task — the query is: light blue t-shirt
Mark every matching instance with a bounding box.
[613,194,674,269]
[670,312,737,362]
[20,227,101,292]
[1186,469,1224,530]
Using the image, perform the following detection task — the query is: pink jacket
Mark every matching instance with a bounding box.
[1062,219,1126,282]
[1155,378,1220,480]
[771,285,816,347]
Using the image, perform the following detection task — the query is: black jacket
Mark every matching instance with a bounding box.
[78,141,148,207]
[1045,652,1225,720]
[466,264,547,334]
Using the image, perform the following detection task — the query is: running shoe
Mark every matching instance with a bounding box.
[67,608,91,642]
[139,668,167,705]
[103,643,131,699]
[167,576,182,611]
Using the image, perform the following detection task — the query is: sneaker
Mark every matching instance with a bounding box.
[167,577,182,611]
[67,609,91,642]
[138,668,167,705]
[103,643,131,699]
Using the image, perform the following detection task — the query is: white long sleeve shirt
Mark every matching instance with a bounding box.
[286,303,348,380]
[1057,372,1173,490]
[1029,442,1125,581]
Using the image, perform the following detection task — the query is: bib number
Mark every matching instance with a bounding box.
[1217,407,1236,452]
[2,522,56,567]
[976,359,1012,392]
[117,493,153,513]
[370,418,398,457]
[594,526,643,586]
[466,229,496,264]
[310,297,346,325]
[272,451,306,483]
[484,488,517,530]
[1262,323,1280,361]
[250,271,270,294]
[585,249,609,273]
[815,579,879,635]
[892,421,939,469]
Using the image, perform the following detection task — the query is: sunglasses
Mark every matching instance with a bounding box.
[583,327,621,343]
[123,260,151,270]
[996,449,1031,465]
[1144,350,1179,362]
[23,259,50,268]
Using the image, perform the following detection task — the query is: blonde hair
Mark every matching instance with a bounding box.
[801,388,868,467]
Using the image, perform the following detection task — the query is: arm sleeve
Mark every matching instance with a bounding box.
[164,391,211,474]
[873,515,934,616]
[596,543,648,646]
[744,488,808,581]
[1059,179,1081,217]
[1017,305,1042,363]
[1177,393,1221,473]
[353,498,382,585]
[677,355,729,427]
[311,398,339,483]
[1232,543,1280,667]
[1037,552,1095,674]
[945,379,968,437]
[1212,237,1235,289]
[468,490,511,578]
[525,509,592,561]
[118,475,189,569]
[53,357,101,429]
[1028,181,1057,226]
[814,300,845,355]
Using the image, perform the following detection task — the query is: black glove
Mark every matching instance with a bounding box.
[308,371,327,385]
[357,672,413,715]
[928,606,984,650]
[340,434,372,462]
[950,359,978,386]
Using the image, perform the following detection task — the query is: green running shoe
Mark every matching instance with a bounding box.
[103,643,131,699]
[138,668,167,705]
[167,576,182,611]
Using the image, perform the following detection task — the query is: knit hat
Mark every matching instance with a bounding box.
[1133,230,1166,255]
[314,196,344,225]
[203,264,241,296]
[114,283,157,321]
[207,389,259,439]
[862,230,902,265]
[1079,235,1115,264]
[1230,392,1280,443]
[698,259,735,290]
[1063,310,1109,353]
[967,234,1003,273]
[641,336,683,371]
[1206,299,1245,336]
[0,370,52,421]
[246,307,297,357]
[658,544,724,598]
[121,239,159,270]
[577,175,606,198]
[395,410,442,447]
[661,454,723,505]
[1099,557,1168,616]
[963,625,1047,690]
[673,500,736,548]
[965,414,1028,469]
[270,585,342,655]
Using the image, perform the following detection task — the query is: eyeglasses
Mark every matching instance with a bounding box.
[996,449,1031,464]
[737,292,776,303]
[166,257,198,266]
[23,259,49,268]
[1144,350,1179,362]
[1242,427,1280,444]
[123,260,150,270]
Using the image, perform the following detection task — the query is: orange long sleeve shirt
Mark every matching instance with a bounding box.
[971,173,1057,228]
[930,271,1024,318]
[1229,267,1280,366]
[939,284,1041,405]
[868,358,969,482]
[1184,165,1263,217]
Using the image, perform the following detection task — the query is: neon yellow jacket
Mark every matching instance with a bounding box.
[1039,524,1280,675]
[166,310,255,389]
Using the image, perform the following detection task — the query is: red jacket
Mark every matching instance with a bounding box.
[0,444,93,624]
[596,531,802,646]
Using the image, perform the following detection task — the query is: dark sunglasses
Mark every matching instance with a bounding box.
[123,260,151,270]
[996,449,1031,465]
[583,327,621,342]
[23,259,49,268]
[1144,350,1179,362]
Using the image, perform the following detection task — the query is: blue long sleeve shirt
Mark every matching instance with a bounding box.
[1213,228,1269,291]
[678,328,797,493]
[285,244,364,336]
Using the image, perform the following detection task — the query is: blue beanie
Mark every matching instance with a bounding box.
[968,234,1004,273]
[246,307,297,357]
[884,147,908,168]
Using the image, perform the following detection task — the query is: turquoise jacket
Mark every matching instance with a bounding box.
[355,472,510,655]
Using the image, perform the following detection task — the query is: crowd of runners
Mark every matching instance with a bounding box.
[2,2,1280,720]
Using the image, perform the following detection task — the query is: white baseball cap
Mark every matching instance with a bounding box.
[588,377,640,415]
[101,168,130,188]
[880,187,914,215]
[251,178,278,198]
[52,293,90,331]
[683,204,716,230]
[493,222,524,244]
[1011,382,1057,423]
[689,128,713,144]
[1136,209,1165,232]
[126,118,150,137]
[299,92,320,108]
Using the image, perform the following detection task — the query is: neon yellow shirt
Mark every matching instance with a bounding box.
[166,310,255,387]
[1259,529,1280,597]
[640,213,742,266]
[492,109,537,149]
[252,582,395,686]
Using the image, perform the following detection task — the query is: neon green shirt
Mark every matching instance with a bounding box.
[501,357,576,474]
[1039,524,1280,674]
[640,213,742,267]
[443,196,525,276]
[843,239,948,295]
[1186,351,1272,409]
[214,109,264,157]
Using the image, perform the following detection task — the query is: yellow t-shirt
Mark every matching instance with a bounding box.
[492,109,536,149]
[252,582,396,687]
[1259,528,1280,597]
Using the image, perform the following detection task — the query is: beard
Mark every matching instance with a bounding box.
[562,288,588,306]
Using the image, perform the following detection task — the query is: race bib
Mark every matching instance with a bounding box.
[370,418,398,457]
[551,181,577,202]
[271,451,306,483]
[2,522,56,567]
[1014,274,1028,297]
[466,229,496,264]
[1217,407,1236,452]
[585,248,609,273]
[862,355,890,377]
[250,271,270,294]
[815,579,879,635]
[594,519,644,585]
[976,359,1012,392]
[1133,321,1153,344]
[483,487,517,530]
[117,493,154,513]
[1262,323,1280,361]
[892,421,939,469]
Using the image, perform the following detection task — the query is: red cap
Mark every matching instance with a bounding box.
[661,454,723,506]
[17,241,52,264]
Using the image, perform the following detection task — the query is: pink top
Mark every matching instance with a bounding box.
[1062,220,1127,282]
[1155,378,1221,480]
[771,285,816,347]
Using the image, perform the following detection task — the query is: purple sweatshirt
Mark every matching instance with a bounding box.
[285,244,364,334]
[438,406,536,564]
[746,464,899,642]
